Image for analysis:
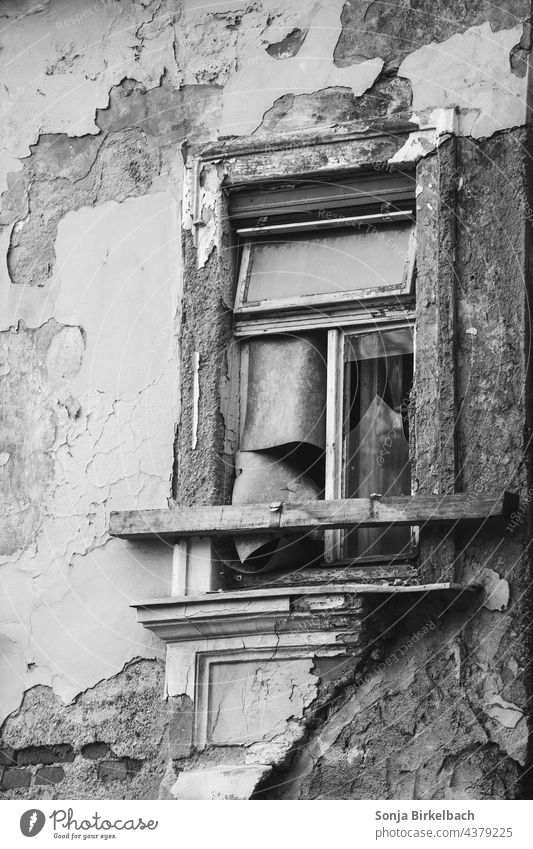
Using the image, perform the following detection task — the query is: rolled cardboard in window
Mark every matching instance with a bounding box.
[231,450,321,572]
[226,535,321,575]
[240,333,327,453]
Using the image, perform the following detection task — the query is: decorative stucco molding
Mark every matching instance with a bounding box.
[133,583,478,799]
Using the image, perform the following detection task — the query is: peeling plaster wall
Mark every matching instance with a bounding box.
[0,0,181,157]
[0,659,168,799]
[267,613,528,800]
[0,0,532,800]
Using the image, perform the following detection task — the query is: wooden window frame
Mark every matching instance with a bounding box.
[234,214,417,323]
[324,321,417,564]
[236,317,416,567]
[232,174,417,566]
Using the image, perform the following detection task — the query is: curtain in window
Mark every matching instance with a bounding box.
[344,329,413,557]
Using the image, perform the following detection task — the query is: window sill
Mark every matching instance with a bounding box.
[228,559,418,590]
[132,581,480,642]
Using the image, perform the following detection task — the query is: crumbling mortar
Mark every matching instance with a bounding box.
[334,1,531,70]
[438,739,525,798]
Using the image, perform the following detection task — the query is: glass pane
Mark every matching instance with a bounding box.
[245,223,412,304]
[344,327,414,559]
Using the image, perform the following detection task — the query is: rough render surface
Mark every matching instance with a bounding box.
[0,0,532,799]
[261,613,528,800]
[0,659,168,799]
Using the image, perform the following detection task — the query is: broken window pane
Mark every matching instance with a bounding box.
[243,222,413,306]
[343,327,414,559]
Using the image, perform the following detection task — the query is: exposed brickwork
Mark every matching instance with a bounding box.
[0,660,166,800]
[35,766,65,785]
[17,744,74,765]
[81,743,112,761]
[1,768,31,790]
[98,759,142,782]
[0,746,16,767]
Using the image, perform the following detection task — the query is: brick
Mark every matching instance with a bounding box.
[168,695,194,760]
[17,744,74,765]
[81,742,111,760]
[98,758,142,781]
[0,745,16,766]
[35,766,65,785]
[1,768,31,790]
[98,760,127,781]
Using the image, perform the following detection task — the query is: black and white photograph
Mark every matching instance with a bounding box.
[0,0,532,845]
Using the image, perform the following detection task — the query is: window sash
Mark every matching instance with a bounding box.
[235,318,416,568]
[231,177,417,566]
[234,220,416,317]
[228,171,416,223]
[233,306,416,337]
[323,321,416,564]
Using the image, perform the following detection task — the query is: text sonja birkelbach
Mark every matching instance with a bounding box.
[49,808,158,837]
[375,810,475,822]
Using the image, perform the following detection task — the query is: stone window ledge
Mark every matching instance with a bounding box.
[133,582,479,643]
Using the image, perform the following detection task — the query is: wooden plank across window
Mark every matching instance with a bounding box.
[109,492,517,540]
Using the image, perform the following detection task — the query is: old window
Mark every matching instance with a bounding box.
[235,221,414,312]
[227,172,417,573]
[343,327,414,560]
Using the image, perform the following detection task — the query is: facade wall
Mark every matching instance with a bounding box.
[0,0,531,799]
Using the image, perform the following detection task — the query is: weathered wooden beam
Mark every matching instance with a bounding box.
[229,562,418,591]
[110,492,517,540]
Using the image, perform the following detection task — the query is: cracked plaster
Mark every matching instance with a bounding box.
[220,0,384,136]
[399,22,529,138]
[333,0,529,69]
[0,191,179,722]
[0,0,180,158]
[0,0,531,800]
[207,657,317,746]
